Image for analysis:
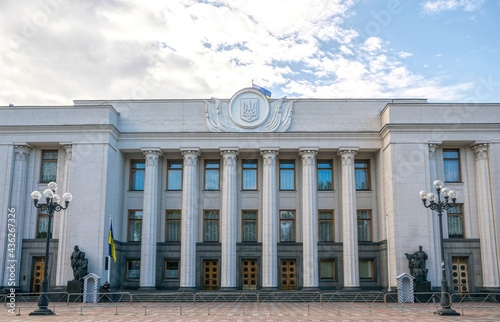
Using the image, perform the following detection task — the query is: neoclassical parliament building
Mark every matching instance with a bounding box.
[1,87,499,293]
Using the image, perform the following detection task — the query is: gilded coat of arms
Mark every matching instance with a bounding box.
[240,98,258,122]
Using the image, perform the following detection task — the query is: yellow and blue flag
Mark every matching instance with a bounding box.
[252,84,271,99]
[108,218,116,262]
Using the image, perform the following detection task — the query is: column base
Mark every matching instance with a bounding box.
[219,287,238,291]
[434,307,461,316]
[341,286,362,292]
[301,286,320,291]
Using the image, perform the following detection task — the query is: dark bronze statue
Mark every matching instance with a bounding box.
[405,245,429,282]
[70,246,88,281]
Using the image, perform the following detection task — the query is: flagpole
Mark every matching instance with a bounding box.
[108,214,112,284]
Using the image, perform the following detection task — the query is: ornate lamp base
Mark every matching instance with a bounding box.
[29,307,55,315]
[434,307,460,316]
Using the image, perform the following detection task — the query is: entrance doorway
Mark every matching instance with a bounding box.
[32,257,45,292]
[241,259,257,290]
[203,259,219,290]
[452,257,469,295]
[280,259,296,290]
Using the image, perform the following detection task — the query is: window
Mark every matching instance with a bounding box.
[130,160,145,191]
[204,160,220,190]
[317,160,333,190]
[203,210,219,242]
[167,160,183,190]
[166,210,181,242]
[128,210,143,242]
[242,160,258,190]
[444,149,461,182]
[126,259,140,279]
[40,150,58,183]
[320,259,336,279]
[319,210,334,242]
[357,210,372,242]
[359,259,374,279]
[165,260,179,279]
[242,210,258,242]
[448,203,464,238]
[280,160,295,190]
[280,210,295,242]
[36,208,52,239]
[355,160,370,190]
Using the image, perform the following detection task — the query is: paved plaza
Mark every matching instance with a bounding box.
[3,302,500,322]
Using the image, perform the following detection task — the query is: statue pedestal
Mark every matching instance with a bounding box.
[67,280,83,302]
[415,281,432,302]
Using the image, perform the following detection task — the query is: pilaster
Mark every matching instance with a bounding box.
[56,144,72,286]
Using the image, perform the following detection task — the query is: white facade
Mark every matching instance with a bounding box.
[0,88,499,292]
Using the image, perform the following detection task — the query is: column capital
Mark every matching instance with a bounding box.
[221,148,239,167]
[261,148,279,166]
[299,147,319,157]
[62,144,73,160]
[142,148,162,167]
[180,148,200,156]
[338,147,358,166]
[428,143,439,160]
[471,143,489,160]
[13,144,32,161]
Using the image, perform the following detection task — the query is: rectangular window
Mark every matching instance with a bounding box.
[126,259,140,279]
[128,210,143,242]
[242,160,258,190]
[204,160,220,190]
[165,260,180,279]
[359,259,374,279]
[242,210,258,242]
[319,210,334,242]
[167,160,183,190]
[357,210,372,242]
[444,149,461,182]
[166,210,181,242]
[40,150,58,183]
[280,210,295,242]
[448,203,464,238]
[36,209,52,239]
[317,160,333,190]
[204,210,219,242]
[320,259,336,279]
[355,160,370,190]
[130,160,145,191]
[280,160,295,190]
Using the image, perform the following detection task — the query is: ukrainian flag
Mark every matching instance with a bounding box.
[108,219,116,262]
[252,84,271,99]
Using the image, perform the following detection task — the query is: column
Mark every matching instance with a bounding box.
[180,148,200,289]
[338,147,359,289]
[428,143,442,287]
[139,148,162,288]
[3,145,31,287]
[471,143,500,288]
[56,144,72,286]
[220,148,239,289]
[261,148,279,289]
[300,148,319,289]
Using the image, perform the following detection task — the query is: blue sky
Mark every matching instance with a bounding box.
[1,0,499,105]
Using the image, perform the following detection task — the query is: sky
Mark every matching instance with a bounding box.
[1,0,500,105]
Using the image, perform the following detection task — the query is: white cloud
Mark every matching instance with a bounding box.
[422,0,485,14]
[398,51,413,58]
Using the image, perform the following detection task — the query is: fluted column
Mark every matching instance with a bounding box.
[428,143,442,287]
[300,148,319,289]
[261,148,279,289]
[471,143,500,288]
[220,148,239,289]
[56,144,72,286]
[180,148,200,289]
[2,145,31,287]
[140,148,162,288]
[338,147,359,289]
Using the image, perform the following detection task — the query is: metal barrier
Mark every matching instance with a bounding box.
[194,292,258,305]
[451,292,500,315]
[7,292,70,308]
[258,291,320,303]
[321,291,384,305]
[384,291,451,306]
[68,292,133,306]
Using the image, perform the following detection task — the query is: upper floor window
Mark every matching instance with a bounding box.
[355,160,371,190]
[165,210,181,242]
[36,208,52,239]
[128,210,143,242]
[167,160,182,190]
[319,210,334,242]
[41,150,58,183]
[357,210,372,242]
[242,160,258,190]
[280,210,295,242]
[317,160,333,190]
[280,160,295,190]
[448,203,464,238]
[444,149,461,182]
[204,160,220,190]
[203,210,219,242]
[130,160,145,191]
[242,210,258,242]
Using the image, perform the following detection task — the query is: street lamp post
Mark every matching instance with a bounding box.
[29,182,72,316]
[419,180,460,316]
